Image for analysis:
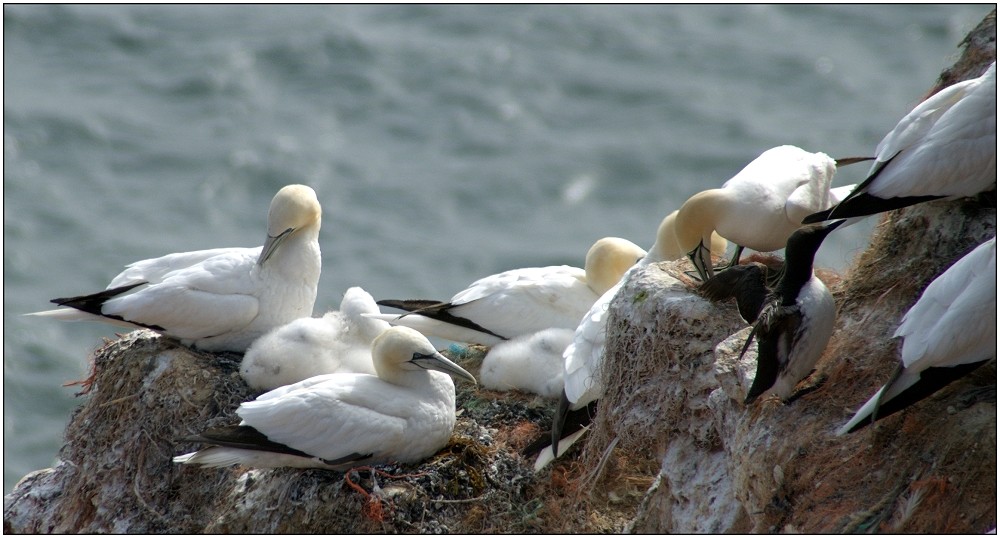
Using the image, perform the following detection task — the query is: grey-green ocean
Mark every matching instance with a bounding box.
[3,5,991,493]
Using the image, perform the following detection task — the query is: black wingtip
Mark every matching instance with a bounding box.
[801,209,833,224]
[375,298,446,312]
[189,425,316,459]
[51,281,148,314]
[847,360,991,433]
[51,281,167,331]
[833,156,876,167]
[523,396,598,460]
[824,193,944,221]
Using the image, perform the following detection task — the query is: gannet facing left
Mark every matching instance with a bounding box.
[741,220,844,404]
[29,184,323,353]
[675,145,842,281]
[174,326,477,470]
[837,237,996,435]
[369,237,647,346]
[240,287,389,391]
[805,62,997,224]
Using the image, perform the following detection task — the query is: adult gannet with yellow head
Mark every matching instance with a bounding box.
[174,326,477,470]
[369,237,647,346]
[29,184,322,353]
[675,145,845,281]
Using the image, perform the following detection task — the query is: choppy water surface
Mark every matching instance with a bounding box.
[4,5,991,492]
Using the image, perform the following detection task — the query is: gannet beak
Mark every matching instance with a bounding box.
[687,241,713,282]
[258,228,294,266]
[410,351,478,385]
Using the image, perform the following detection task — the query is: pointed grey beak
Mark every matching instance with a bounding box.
[258,228,294,266]
[410,351,478,385]
[688,241,713,282]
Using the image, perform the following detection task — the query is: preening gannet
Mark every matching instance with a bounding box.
[675,145,844,281]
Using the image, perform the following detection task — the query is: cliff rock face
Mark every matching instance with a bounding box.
[5,11,995,534]
[587,13,996,531]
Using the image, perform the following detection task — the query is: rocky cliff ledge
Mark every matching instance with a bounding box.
[5,11,995,534]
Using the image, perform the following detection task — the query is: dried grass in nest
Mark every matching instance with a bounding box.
[577,260,744,492]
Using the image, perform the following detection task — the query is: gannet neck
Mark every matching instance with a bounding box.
[258,185,322,266]
[584,237,647,294]
[647,211,683,262]
[675,190,722,256]
[372,326,476,386]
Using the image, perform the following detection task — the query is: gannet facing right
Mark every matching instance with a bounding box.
[675,145,842,281]
[837,237,996,435]
[805,62,997,223]
[174,326,477,470]
[240,287,389,391]
[29,184,323,353]
[369,237,647,346]
[741,220,844,404]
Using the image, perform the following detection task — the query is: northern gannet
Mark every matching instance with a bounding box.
[29,184,323,353]
[675,145,844,281]
[837,237,996,434]
[805,62,996,223]
[174,326,477,469]
[368,237,647,346]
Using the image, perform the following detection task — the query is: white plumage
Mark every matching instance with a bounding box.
[806,62,996,223]
[174,326,477,470]
[837,237,997,435]
[535,210,729,469]
[240,287,389,391]
[741,221,843,404]
[28,184,323,353]
[675,145,842,280]
[368,237,647,346]
[480,328,574,399]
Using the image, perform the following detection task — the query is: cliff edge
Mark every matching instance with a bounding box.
[5,11,995,534]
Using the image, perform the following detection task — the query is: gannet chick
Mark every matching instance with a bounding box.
[173,326,477,470]
[837,237,996,434]
[28,185,323,353]
[369,237,647,346]
[805,62,997,223]
[675,145,842,281]
[533,210,729,469]
[741,220,844,404]
[480,328,574,398]
[240,287,390,391]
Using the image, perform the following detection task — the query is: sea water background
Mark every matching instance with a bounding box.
[3,5,991,493]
